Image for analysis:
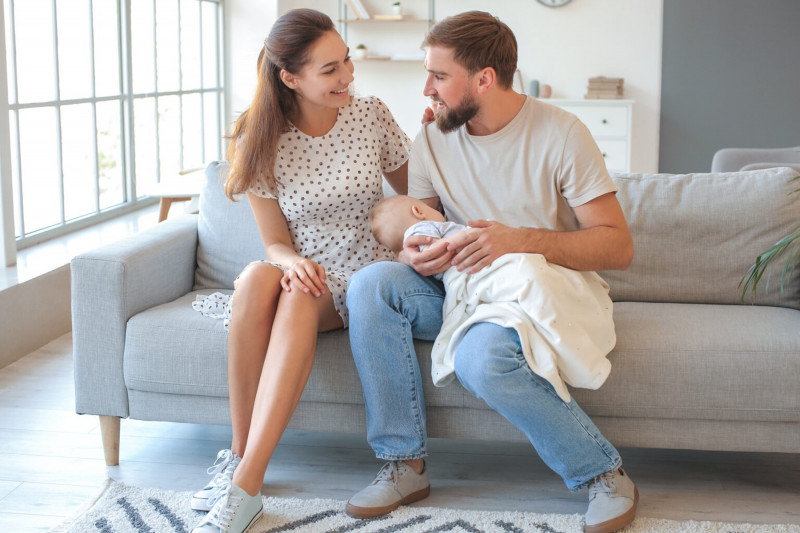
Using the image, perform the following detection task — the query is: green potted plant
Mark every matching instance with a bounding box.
[354,43,367,60]
[392,1,402,15]
[740,173,800,300]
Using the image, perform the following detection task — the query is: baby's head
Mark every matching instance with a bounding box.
[371,195,445,252]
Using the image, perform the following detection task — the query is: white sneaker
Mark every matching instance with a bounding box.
[191,449,242,512]
[345,461,430,519]
[584,468,638,533]
[191,481,263,533]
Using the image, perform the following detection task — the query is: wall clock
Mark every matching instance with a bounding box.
[537,0,572,7]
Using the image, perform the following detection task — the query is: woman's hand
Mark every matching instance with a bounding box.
[281,258,328,297]
[421,106,435,124]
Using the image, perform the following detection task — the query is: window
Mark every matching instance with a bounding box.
[1,0,224,252]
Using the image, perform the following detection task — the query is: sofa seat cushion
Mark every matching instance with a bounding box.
[124,292,368,402]
[124,292,232,397]
[572,301,800,423]
[123,292,482,409]
[125,296,800,425]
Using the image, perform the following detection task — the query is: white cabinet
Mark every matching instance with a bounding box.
[549,99,634,173]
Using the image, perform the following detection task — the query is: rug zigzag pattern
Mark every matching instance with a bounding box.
[50,480,800,533]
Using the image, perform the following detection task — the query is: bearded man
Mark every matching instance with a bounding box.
[345,11,637,533]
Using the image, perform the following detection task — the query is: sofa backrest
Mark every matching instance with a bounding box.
[194,161,264,290]
[193,161,800,308]
[600,167,800,309]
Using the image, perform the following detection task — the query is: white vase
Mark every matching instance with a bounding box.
[354,48,367,60]
[392,4,402,15]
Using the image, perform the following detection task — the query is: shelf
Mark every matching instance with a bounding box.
[354,57,424,62]
[339,0,434,62]
[340,18,432,23]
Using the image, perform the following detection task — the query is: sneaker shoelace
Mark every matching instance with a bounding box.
[205,450,241,501]
[208,449,238,477]
[372,461,401,486]
[589,471,617,500]
[200,480,242,531]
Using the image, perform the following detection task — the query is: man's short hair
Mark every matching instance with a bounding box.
[422,11,518,89]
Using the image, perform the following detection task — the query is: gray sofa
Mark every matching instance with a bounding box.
[72,161,800,466]
[711,145,800,173]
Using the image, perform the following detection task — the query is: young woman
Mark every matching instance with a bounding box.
[190,9,409,533]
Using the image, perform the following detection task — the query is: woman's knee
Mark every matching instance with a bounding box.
[235,262,282,291]
[231,262,282,312]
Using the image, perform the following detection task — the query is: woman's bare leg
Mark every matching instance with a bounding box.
[227,264,343,495]
[226,263,283,456]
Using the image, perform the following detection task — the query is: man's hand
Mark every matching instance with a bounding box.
[447,220,520,274]
[397,235,454,277]
[281,258,328,297]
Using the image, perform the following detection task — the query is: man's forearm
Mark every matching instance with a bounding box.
[515,225,633,272]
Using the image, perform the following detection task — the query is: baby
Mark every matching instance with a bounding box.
[369,194,617,404]
[370,194,467,266]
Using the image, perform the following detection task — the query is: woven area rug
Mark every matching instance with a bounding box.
[51,479,799,533]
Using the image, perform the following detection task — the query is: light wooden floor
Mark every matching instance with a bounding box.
[1,333,799,532]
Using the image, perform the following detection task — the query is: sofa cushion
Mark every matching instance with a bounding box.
[124,292,481,410]
[571,301,800,424]
[601,167,800,309]
[124,295,800,425]
[193,161,265,290]
[124,292,232,397]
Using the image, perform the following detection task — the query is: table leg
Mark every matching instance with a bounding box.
[158,197,191,222]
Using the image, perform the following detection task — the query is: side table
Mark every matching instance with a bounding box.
[142,167,205,222]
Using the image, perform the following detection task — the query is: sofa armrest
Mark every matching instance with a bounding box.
[71,215,199,417]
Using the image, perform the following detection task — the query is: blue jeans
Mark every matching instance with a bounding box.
[347,261,621,491]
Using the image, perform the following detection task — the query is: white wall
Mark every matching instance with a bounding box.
[229,0,663,172]
[224,0,279,128]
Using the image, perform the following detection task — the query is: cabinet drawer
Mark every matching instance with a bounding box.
[561,105,629,138]
[595,139,628,172]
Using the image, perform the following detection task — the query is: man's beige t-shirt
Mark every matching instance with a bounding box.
[408,96,617,232]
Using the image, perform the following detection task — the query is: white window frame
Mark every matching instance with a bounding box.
[0,0,225,265]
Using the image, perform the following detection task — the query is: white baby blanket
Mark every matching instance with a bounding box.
[431,253,616,402]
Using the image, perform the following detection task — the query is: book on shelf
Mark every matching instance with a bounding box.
[345,0,370,19]
[390,51,426,61]
[584,89,625,99]
[585,76,624,99]
[586,87,624,93]
[585,93,626,99]
[588,76,624,86]
[588,84,624,91]
[373,14,404,20]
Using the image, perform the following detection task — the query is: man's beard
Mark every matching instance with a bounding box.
[434,93,480,133]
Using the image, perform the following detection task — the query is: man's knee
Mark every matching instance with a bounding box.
[347,261,416,308]
[454,323,523,394]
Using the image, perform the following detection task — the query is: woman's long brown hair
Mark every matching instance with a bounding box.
[224,9,335,200]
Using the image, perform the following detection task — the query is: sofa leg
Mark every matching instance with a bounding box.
[99,415,121,466]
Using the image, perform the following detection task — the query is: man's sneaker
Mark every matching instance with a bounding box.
[191,481,263,533]
[191,449,242,512]
[345,461,430,519]
[584,468,639,533]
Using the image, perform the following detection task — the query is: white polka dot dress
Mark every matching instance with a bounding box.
[248,96,410,327]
